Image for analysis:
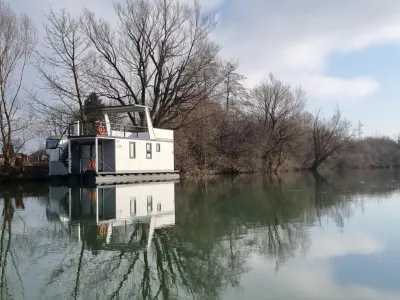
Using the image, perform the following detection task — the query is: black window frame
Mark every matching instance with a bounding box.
[130,197,137,216]
[129,142,136,158]
[147,196,153,213]
[46,139,58,149]
[146,143,152,159]
[156,143,161,152]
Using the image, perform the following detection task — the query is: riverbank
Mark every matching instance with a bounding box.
[1,161,399,183]
[0,164,49,182]
[179,164,400,177]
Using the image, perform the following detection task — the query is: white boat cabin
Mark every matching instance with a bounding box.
[46,105,177,178]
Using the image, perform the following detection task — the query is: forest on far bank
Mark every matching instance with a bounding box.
[174,99,400,174]
[1,0,400,174]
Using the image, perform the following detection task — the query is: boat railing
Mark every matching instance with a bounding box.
[68,121,148,137]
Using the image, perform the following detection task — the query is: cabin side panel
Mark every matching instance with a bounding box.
[114,139,174,172]
[153,129,173,140]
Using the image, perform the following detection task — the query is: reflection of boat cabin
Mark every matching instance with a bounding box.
[46,105,179,182]
[47,182,175,250]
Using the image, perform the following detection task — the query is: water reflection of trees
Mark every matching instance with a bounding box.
[176,170,400,273]
[43,171,400,299]
[0,183,62,300]
[42,220,242,300]
[177,175,310,273]
[0,193,25,300]
[2,171,400,299]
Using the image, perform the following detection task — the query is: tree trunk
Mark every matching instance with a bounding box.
[2,142,14,166]
[310,160,319,171]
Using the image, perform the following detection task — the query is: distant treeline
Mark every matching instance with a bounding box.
[175,98,400,174]
[328,137,400,170]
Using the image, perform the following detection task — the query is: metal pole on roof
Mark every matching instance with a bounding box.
[95,137,98,173]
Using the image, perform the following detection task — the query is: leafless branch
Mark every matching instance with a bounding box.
[0,0,36,165]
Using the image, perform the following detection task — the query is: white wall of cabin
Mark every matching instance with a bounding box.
[153,129,173,140]
[114,138,174,172]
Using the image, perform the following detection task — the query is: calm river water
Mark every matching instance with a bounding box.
[1,170,400,299]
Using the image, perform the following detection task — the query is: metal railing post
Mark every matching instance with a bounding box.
[95,137,98,173]
[68,141,71,173]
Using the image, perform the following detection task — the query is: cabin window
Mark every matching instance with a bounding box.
[129,142,136,158]
[46,139,58,149]
[147,196,153,212]
[130,197,137,216]
[156,143,161,152]
[157,203,161,212]
[146,143,152,159]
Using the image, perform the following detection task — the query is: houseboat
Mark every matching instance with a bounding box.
[47,181,176,250]
[46,105,179,184]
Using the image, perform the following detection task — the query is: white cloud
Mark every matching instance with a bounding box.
[297,75,380,100]
[12,0,400,101]
[180,0,224,10]
[214,0,400,100]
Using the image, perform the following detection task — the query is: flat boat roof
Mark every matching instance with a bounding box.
[92,105,147,114]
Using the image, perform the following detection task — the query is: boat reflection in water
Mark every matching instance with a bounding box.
[46,181,175,250]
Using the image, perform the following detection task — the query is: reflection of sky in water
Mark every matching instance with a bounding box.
[330,196,400,293]
[4,198,77,300]
[4,175,400,300]
[223,193,400,300]
[332,251,400,292]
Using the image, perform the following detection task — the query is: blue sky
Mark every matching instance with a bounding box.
[12,0,400,140]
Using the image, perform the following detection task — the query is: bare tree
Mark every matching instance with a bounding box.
[251,74,306,172]
[36,104,74,137]
[309,107,353,170]
[82,0,224,128]
[0,1,36,166]
[33,8,89,128]
[219,60,247,111]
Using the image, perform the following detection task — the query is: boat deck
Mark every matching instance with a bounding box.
[95,171,180,184]
[67,171,180,185]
